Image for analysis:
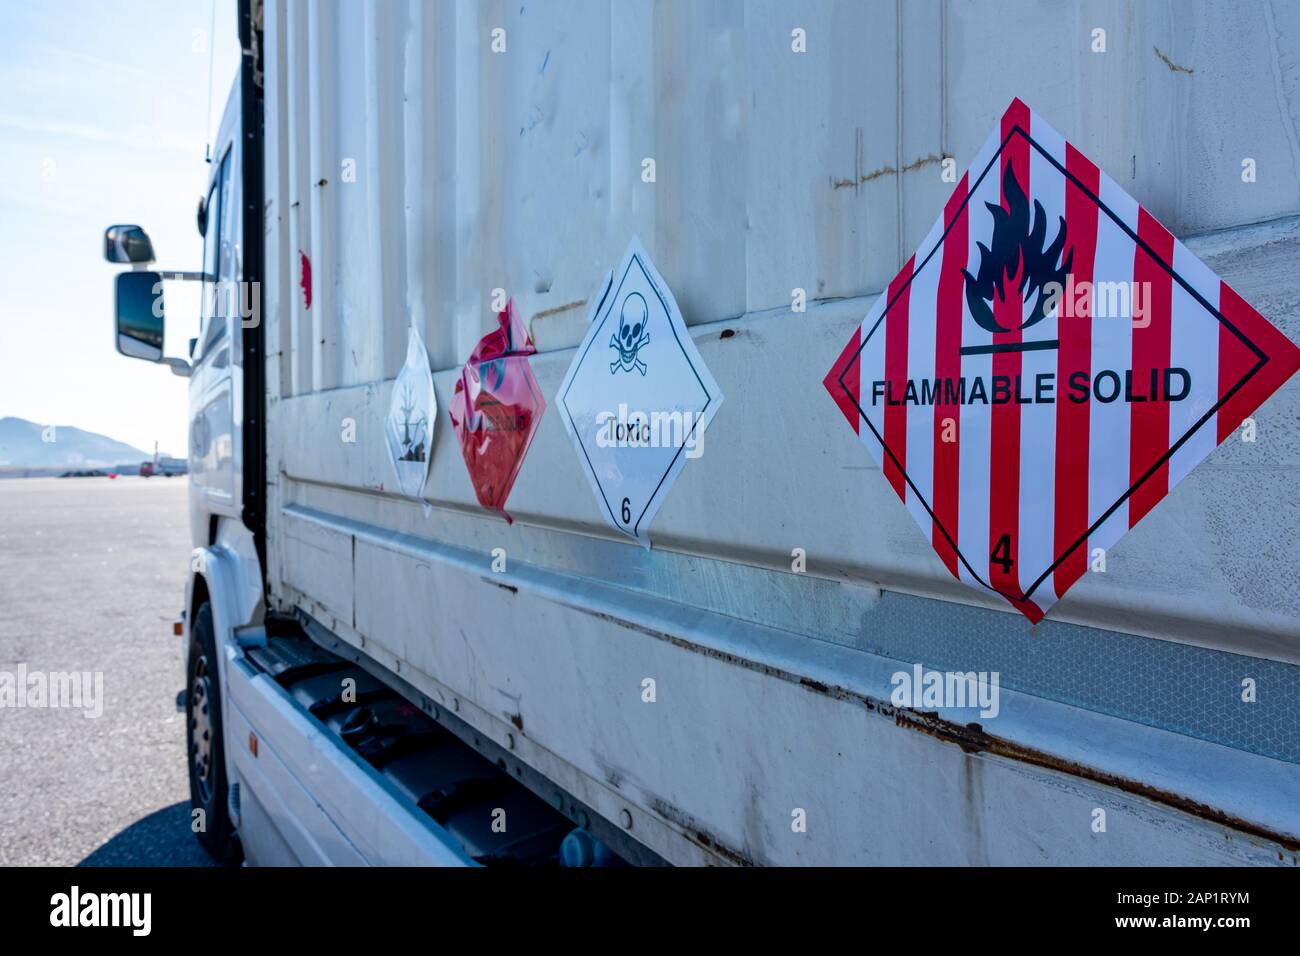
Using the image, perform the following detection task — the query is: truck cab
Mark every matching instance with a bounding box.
[188,98,242,526]
[105,76,266,862]
[105,44,616,867]
[107,82,242,550]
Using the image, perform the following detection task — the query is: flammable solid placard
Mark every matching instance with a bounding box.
[557,237,723,545]
[825,98,1300,623]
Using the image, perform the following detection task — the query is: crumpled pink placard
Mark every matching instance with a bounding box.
[448,299,546,522]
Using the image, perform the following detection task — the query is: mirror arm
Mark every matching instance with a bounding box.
[154,270,210,283]
[161,357,192,378]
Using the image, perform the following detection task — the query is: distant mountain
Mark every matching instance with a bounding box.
[0,417,153,469]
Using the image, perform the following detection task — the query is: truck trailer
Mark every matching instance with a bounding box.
[106,0,1300,866]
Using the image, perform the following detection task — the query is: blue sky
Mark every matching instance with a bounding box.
[0,0,241,455]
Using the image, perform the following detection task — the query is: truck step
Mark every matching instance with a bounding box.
[251,626,627,867]
[245,632,349,684]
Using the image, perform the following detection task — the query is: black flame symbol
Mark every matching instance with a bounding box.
[962,163,1072,335]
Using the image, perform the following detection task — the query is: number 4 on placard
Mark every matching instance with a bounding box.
[991,534,1014,574]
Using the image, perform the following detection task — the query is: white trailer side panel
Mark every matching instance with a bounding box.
[262,0,1300,864]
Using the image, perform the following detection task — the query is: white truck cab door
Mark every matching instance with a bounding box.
[189,146,240,517]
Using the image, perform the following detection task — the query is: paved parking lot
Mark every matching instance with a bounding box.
[0,476,213,866]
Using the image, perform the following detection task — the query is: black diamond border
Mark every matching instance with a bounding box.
[561,251,713,539]
[835,124,1268,604]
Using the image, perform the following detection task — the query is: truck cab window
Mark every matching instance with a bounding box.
[198,150,232,362]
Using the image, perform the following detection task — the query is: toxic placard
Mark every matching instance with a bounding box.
[557,238,723,545]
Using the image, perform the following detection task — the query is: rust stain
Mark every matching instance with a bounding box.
[832,127,866,192]
[902,153,944,174]
[649,797,756,867]
[859,163,897,184]
[894,709,1299,852]
[833,153,947,190]
[532,299,586,321]
[1154,46,1195,74]
[580,605,1300,854]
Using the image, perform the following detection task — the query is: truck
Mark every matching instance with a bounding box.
[140,448,188,478]
[105,0,1300,866]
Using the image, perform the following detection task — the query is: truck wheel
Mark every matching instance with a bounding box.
[186,600,242,864]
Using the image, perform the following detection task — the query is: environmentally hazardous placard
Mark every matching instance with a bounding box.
[825,98,1300,623]
[558,237,723,545]
[385,324,436,499]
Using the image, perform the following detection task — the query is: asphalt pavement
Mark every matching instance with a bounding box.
[0,476,214,866]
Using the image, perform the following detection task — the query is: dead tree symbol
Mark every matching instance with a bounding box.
[397,383,427,462]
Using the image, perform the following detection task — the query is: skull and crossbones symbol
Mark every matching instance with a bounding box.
[610,292,650,375]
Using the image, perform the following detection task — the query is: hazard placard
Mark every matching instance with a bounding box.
[385,324,436,500]
[448,299,546,522]
[825,98,1300,623]
[557,237,723,545]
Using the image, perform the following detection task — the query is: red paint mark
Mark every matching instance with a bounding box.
[932,174,969,578]
[988,98,1040,622]
[1217,283,1300,443]
[882,257,916,500]
[299,250,312,309]
[1053,144,1099,598]
[1128,209,1174,527]
[822,326,862,435]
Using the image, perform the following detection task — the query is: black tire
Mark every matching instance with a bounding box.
[186,600,242,865]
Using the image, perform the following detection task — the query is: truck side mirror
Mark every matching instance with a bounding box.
[104,224,156,264]
[115,270,165,361]
[113,272,192,377]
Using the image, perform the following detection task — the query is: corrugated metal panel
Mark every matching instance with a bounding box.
[268,0,1300,368]
[262,0,1300,863]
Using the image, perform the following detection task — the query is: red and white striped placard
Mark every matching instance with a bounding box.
[825,98,1300,623]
